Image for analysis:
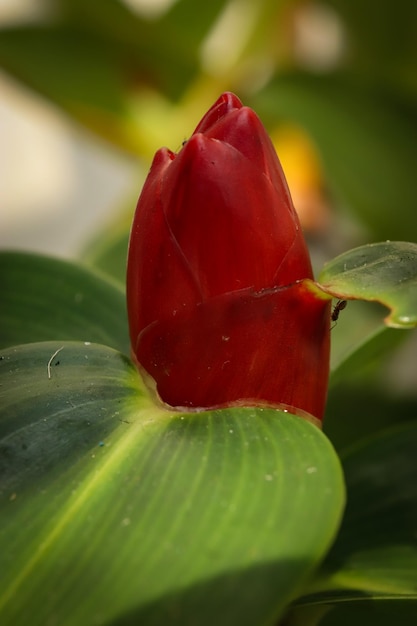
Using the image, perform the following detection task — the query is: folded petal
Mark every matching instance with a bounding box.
[135,281,331,419]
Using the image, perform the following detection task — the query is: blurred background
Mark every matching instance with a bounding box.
[1,0,416,439]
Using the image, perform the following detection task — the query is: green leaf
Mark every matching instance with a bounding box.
[86,229,129,284]
[330,324,410,386]
[0,341,345,626]
[326,321,417,451]
[0,252,129,353]
[299,422,417,604]
[83,218,131,285]
[0,341,145,492]
[323,381,417,453]
[319,598,417,626]
[286,598,417,626]
[324,383,417,455]
[318,241,417,328]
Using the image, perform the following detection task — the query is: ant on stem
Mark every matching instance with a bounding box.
[331,299,347,328]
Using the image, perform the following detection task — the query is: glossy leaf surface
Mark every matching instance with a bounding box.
[318,242,417,328]
[0,252,129,353]
[0,341,345,626]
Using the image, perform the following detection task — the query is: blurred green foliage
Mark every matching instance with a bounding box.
[1,0,416,243]
[1,0,416,214]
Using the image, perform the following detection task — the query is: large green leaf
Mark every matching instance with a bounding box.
[0,342,143,492]
[318,241,417,328]
[0,252,129,353]
[298,421,417,606]
[0,341,345,626]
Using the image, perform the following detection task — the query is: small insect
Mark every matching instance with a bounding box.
[331,299,347,327]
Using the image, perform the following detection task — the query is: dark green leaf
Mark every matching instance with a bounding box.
[285,598,417,626]
[318,242,417,328]
[0,341,143,492]
[0,341,345,625]
[325,311,416,452]
[0,252,129,353]
[324,384,417,453]
[299,422,417,604]
[330,324,409,386]
[318,598,417,626]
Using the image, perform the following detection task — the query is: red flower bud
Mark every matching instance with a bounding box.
[127,93,331,420]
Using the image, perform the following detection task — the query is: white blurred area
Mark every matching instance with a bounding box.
[0,72,136,258]
[0,0,176,258]
[0,0,346,258]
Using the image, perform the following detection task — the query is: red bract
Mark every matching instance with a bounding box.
[127,92,331,420]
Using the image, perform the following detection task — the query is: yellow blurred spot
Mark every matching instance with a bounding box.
[271,124,330,233]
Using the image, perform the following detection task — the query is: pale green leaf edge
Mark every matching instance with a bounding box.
[317,241,417,329]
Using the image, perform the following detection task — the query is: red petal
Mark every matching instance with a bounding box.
[160,134,312,299]
[136,281,331,420]
[127,147,204,347]
[192,92,243,135]
[192,95,296,217]
[127,93,326,418]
